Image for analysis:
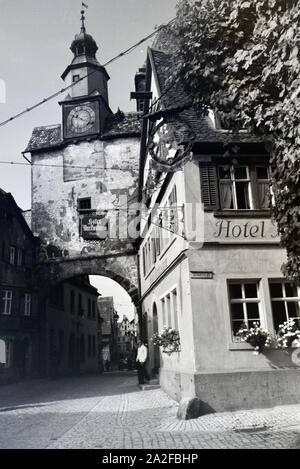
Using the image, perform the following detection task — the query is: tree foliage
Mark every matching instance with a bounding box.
[171,0,300,281]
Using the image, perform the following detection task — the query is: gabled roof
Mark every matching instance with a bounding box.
[148,48,264,145]
[25,125,62,152]
[0,189,36,241]
[25,112,142,152]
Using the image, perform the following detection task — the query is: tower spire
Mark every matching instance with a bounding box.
[61,3,110,105]
[80,9,86,34]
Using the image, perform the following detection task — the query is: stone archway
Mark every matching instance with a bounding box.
[34,252,139,305]
[34,251,140,378]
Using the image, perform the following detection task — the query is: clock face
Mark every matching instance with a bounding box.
[66,104,96,134]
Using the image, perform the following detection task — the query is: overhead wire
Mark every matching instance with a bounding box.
[0,160,143,171]
[0,15,188,181]
[0,15,186,221]
[0,17,177,129]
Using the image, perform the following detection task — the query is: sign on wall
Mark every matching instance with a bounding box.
[205,215,279,243]
[213,219,278,240]
[79,212,108,240]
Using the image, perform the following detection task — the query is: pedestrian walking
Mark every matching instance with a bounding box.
[136,340,149,385]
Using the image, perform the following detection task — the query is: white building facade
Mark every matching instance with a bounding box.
[138,46,300,415]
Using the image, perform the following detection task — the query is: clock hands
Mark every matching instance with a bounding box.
[67,106,96,134]
[74,113,87,122]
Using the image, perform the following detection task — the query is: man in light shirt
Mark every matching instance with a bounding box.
[136,340,149,385]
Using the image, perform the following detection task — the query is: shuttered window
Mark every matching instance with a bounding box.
[200,161,272,211]
[199,163,219,210]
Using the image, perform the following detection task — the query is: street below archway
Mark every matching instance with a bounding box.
[0,372,300,449]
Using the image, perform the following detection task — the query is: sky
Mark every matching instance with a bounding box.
[0,0,178,320]
[0,0,178,210]
[89,275,135,321]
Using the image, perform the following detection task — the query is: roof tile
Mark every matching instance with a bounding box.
[101,112,142,139]
[26,125,62,152]
[150,48,264,145]
[25,113,141,152]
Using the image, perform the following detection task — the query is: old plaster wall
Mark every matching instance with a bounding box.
[31,138,140,253]
[188,245,292,372]
[31,137,140,292]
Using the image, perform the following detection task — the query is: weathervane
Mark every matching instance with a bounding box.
[80,2,89,33]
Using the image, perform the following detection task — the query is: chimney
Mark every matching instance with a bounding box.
[134,67,146,112]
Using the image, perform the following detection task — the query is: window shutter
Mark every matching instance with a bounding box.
[199,162,219,210]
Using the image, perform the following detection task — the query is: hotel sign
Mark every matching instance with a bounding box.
[79,213,108,240]
[210,219,279,242]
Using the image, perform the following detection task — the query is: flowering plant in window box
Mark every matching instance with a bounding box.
[237,322,273,355]
[151,327,181,355]
[277,319,300,349]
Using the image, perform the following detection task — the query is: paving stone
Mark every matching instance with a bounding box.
[0,371,299,449]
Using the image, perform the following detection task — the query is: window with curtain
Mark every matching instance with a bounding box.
[200,161,272,211]
[228,281,261,341]
[219,165,252,210]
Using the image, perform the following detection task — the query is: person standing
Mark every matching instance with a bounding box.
[136,340,149,385]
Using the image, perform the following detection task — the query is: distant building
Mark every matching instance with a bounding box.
[117,315,137,364]
[0,189,39,383]
[42,275,99,376]
[97,296,119,368]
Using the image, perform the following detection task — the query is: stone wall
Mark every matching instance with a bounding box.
[31,137,140,258]
[31,136,140,298]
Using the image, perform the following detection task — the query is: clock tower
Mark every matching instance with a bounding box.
[60,10,112,140]
[26,7,141,271]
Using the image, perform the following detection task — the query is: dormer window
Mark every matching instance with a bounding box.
[208,110,231,130]
[73,75,80,83]
[209,109,248,132]
[214,112,231,131]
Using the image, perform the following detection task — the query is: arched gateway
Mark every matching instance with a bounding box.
[24,12,142,307]
[34,253,139,305]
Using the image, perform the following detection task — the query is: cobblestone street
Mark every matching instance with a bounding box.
[0,371,299,449]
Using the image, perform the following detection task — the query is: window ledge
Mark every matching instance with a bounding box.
[214,210,271,218]
[228,342,254,351]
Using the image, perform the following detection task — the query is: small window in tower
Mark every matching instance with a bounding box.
[78,197,91,211]
[73,75,80,83]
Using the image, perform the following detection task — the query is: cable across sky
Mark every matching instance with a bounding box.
[0,17,176,130]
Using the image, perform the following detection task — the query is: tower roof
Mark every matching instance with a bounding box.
[70,10,98,60]
[61,9,109,81]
